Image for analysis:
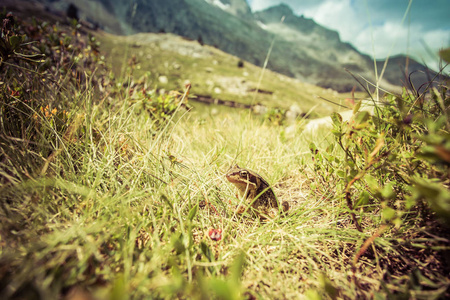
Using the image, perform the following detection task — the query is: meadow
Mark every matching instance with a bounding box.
[1,11,449,299]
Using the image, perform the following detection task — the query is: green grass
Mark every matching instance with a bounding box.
[2,88,449,298]
[96,31,364,117]
[1,10,450,300]
[0,100,369,298]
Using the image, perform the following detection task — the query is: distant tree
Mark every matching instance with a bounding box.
[66,3,79,21]
[237,60,244,68]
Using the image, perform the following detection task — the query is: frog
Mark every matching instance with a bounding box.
[226,164,289,219]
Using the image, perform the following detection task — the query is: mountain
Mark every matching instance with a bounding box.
[32,0,440,93]
[252,4,377,90]
[210,0,252,17]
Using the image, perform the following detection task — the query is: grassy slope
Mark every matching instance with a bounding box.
[1,97,362,298]
[5,94,446,298]
[96,31,364,118]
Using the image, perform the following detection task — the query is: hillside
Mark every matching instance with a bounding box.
[33,0,441,93]
[96,31,359,117]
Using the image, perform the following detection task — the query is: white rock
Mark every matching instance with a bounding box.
[284,125,296,139]
[252,104,267,115]
[158,76,168,84]
[289,103,303,115]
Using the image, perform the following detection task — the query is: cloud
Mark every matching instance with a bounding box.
[301,0,362,39]
[415,28,450,69]
[249,0,450,70]
[354,21,416,57]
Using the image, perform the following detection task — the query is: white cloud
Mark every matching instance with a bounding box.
[354,21,414,58]
[301,0,360,39]
[249,0,450,71]
[412,29,450,70]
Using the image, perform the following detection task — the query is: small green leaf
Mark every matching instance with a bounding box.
[353,100,362,114]
[349,168,359,179]
[382,207,396,221]
[331,112,342,126]
[207,279,232,300]
[439,48,450,64]
[354,111,370,124]
[200,242,213,262]
[326,143,334,153]
[188,204,198,221]
[171,234,186,255]
[331,130,343,137]
[9,35,24,51]
[381,182,396,199]
[405,195,416,210]
[110,274,127,300]
[355,190,370,208]
[336,170,346,178]
[392,217,402,228]
[353,123,370,130]
[309,142,317,153]
[305,289,322,300]
[161,194,173,211]
[414,178,450,224]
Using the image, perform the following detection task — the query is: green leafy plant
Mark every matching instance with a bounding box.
[311,80,450,231]
[0,12,43,67]
[308,75,450,296]
[263,107,286,126]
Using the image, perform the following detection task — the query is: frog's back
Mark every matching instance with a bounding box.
[254,174,278,209]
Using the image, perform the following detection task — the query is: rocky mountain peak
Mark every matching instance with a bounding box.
[255,4,338,40]
[213,0,251,17]
[257,3,295,21]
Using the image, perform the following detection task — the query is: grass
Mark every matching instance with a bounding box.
[96,31,364,117]
[1,9,450,300]
[0,102,360,298]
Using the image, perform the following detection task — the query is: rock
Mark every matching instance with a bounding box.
[284,124,296,139]
[158,76,168,84]
[285,103,303,124]
[252,104,267,115]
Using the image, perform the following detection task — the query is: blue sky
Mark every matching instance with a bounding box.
[247,0,450,71]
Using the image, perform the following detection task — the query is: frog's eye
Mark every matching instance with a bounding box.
[240,170,248,177]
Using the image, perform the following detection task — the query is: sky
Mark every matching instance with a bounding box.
[247,0,450,71]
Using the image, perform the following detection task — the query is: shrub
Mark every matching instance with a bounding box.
[311,81,450,229]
